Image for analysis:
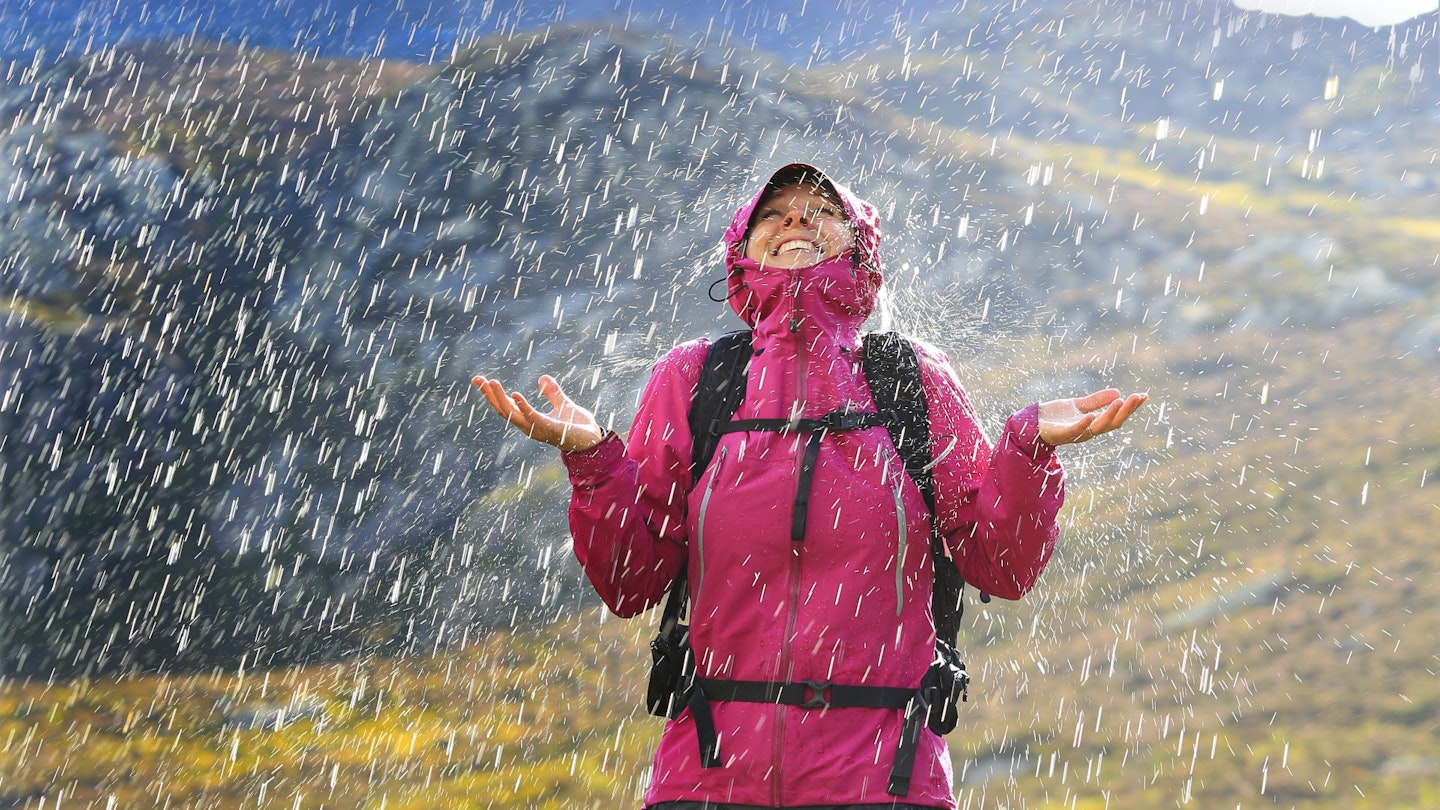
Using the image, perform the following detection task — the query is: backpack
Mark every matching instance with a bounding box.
[645,330,977,794]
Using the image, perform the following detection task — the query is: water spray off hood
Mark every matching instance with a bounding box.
[721,163,885,330]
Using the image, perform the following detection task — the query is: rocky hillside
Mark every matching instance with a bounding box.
[0,1,1436,681]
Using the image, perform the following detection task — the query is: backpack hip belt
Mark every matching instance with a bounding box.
[685,671,965,796]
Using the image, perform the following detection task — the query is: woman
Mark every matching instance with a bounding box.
[474,164,1146,809]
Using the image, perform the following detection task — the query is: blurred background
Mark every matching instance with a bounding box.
[1,0,1436,807]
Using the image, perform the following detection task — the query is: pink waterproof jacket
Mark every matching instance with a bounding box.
[563,165,1064,808]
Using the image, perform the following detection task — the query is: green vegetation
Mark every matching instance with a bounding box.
[1,614,657,809]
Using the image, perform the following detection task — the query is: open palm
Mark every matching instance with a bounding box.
[471,374,604,453]
[1037,389,1148,446]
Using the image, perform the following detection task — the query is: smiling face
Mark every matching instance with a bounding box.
[742,181,856,270]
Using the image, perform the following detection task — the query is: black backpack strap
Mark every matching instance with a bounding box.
[645,570,693,718]
[862,332,966,647]
[646,331,754,722]
[862,333,935,511]
[689,330,754,485]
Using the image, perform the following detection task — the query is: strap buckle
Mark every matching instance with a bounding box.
[817,410,878,432]
[799,679,833,709]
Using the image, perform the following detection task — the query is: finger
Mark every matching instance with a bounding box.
[484,381,542,433]
[473,375,501,396]
[1075,388,1122,413]
[1068,413,1101,443]
[507,392,556,439]
[537,374,570,410]
[1115,393,1149,424]
[508,390,543,421]
[1087,397,1128,435]
[511,391,569,434]
[477,379,511,413]
[1090,393,1148,436]
[475,375,511,396]
[1100,393,1147,431]
[479,381,522,422]
[496,398,535,431]
[1043,411,1095,445]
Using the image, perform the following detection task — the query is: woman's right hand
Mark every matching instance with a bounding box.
[471,374,605,453]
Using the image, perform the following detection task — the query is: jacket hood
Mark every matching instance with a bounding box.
[722,163,884,326]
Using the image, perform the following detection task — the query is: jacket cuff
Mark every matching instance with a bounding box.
[562,429,624,487]
[1004,403,1057,461]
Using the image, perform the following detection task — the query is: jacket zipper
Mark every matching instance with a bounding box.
[787,265,809,427]
[775,547,802,806]
[882,446,907,617]
[775,264,807,807]
[694,446,726,604]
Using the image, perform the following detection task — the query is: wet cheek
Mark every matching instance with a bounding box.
[743,228,771,261]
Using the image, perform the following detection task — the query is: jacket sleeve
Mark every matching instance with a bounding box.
[560,340,708,618]
[915,340,1064,600]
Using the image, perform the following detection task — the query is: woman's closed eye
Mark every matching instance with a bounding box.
[758,206,839,221]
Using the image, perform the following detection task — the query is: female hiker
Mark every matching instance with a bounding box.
[472,163,1146,809]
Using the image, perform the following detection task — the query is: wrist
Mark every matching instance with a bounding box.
[562,426,611,454]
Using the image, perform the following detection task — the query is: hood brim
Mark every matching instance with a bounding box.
[721,163,884,324]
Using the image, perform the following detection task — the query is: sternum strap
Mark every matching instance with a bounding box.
[717,410,888,542]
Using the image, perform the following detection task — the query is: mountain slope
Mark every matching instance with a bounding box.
[0,11,1435,808]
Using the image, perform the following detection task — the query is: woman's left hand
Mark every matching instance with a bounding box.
[1038,389,1149,446]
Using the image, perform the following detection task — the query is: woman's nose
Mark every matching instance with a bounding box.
[781,207,810,226]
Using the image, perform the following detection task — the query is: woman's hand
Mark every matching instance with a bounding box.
[471,374,605,453]
[1038,389,1148,446]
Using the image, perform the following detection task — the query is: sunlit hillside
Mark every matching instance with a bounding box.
[6,301,1435,808]
[0,612,656,808]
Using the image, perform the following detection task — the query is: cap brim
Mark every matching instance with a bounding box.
[747,163,845,235]
[761,163,840,201]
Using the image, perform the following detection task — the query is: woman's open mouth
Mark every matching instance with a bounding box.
[776,239,819,255]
